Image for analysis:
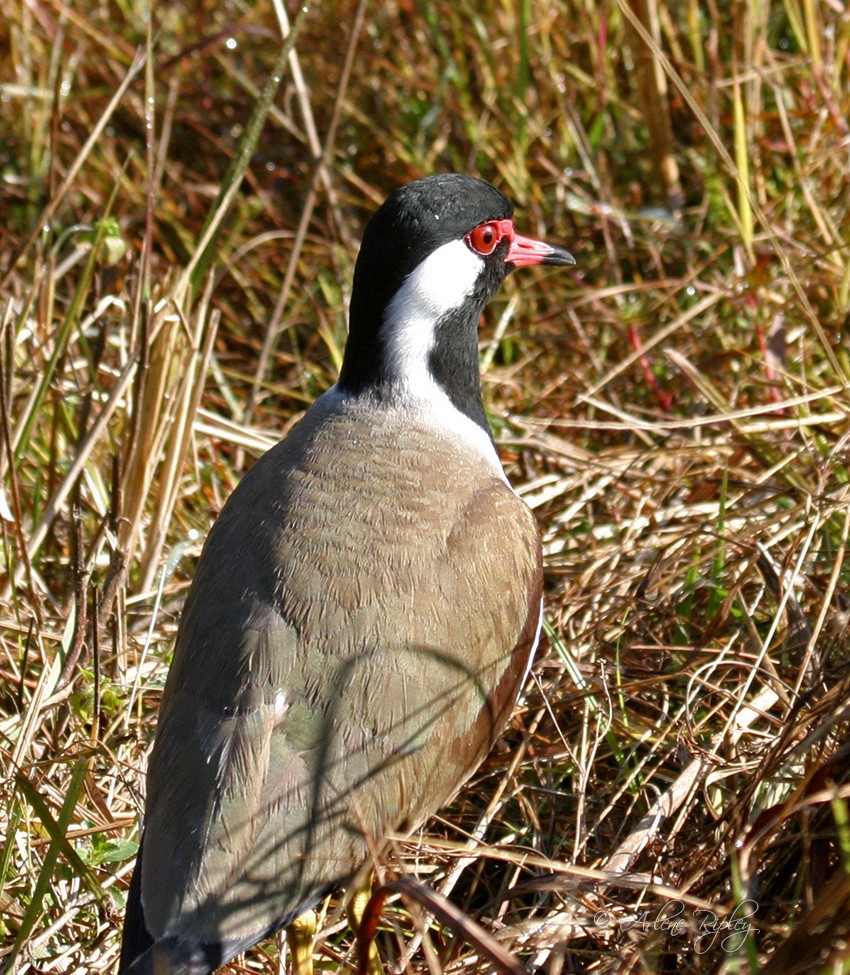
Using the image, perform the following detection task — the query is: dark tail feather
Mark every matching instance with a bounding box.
[120,938,225,975]
[120,851,229,975]
[119,848,155,973]
[118,838,279,974]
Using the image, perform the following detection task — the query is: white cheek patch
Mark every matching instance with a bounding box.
[380,238,483,389]
[370,238,506,481]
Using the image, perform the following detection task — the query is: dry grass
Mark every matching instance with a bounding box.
[2,1,850,973]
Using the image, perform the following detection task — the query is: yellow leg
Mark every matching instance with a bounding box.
[286,909,318,975]
[347,877,384,975]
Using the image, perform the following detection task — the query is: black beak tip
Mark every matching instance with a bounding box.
[545,245,577,267]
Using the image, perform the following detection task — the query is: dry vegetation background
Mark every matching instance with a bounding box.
[2,0,850,973]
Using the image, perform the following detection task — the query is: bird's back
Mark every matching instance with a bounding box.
[133,388,542,960]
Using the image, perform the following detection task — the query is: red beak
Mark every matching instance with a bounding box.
[507,232,576,268]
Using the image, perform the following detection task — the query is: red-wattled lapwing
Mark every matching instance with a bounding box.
[119,173,575,975]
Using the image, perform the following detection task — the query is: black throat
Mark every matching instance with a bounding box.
[428,305,490,432]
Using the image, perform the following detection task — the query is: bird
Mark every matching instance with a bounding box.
[119,173,575,975]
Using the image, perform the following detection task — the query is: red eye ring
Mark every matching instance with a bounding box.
[466,219,515,257]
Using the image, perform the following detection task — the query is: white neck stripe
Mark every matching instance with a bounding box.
[358,238,506,479]
[380,238,482,388]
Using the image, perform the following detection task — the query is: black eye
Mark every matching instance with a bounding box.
[466,221,503,256]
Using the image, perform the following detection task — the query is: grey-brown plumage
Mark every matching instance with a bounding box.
[120,174,574,974]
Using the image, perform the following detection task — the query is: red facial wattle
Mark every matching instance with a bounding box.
[466,218,576,268]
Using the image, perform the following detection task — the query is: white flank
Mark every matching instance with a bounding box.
[523,598,544,686]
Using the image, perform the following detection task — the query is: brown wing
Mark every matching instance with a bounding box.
[140,403,542,950]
